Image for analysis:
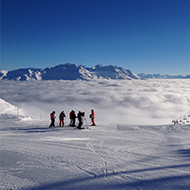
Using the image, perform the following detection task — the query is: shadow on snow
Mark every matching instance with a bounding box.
[27,163,190,190]
[0,125,76,133]
[177,149,190,160]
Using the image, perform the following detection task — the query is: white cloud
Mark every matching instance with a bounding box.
[0,79,189,124]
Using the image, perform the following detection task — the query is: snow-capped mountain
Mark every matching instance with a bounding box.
[88,65,139,80]
[0,64,140,81]
[137,73,189,79]
[184,75,190,79]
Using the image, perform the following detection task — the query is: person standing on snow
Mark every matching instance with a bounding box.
[77,111,85,129]
[59,111,66,127]
[90,109,96,126]
[49,111,56,128]
[69,110,74,126]
[69,110,76,127]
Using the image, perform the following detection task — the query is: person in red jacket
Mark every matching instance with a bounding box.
[49,111,56,128]
[90,109,96,126]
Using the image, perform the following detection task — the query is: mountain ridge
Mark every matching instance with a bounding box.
[1,64,189,81]
[137,73,190,79]
[0,63,140,81]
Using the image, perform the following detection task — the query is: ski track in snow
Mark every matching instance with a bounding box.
[86,142,108,177]
[1,119,190,190]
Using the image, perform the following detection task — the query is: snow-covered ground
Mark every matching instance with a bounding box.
[0,79,190,189]
[1,120,190,189]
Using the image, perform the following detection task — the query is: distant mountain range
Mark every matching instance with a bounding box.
[0,63,189,81]
[138,73,190,79]
[0,63,140,81]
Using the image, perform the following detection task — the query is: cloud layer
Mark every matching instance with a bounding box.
[0,79,189,125]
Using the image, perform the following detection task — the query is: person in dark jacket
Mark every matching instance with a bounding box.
[69,110,73,126]
[49,111,56,128]
[59,111,66,127]
[77,111,85,129]
[70,110,76,127]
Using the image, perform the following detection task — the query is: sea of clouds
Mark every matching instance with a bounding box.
[0,79,189,125]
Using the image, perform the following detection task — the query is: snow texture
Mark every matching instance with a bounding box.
[0,79,190,189]
[1,120,190,189]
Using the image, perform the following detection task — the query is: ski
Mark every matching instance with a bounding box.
[77,126,91,130]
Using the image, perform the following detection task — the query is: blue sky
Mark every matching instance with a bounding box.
[1,0,190,75]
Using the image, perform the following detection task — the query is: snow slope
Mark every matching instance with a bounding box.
[1,119,190,190]
[0,98,19,115]
[0,98,31,121]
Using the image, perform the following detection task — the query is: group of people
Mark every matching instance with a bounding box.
[49,109,96,129]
